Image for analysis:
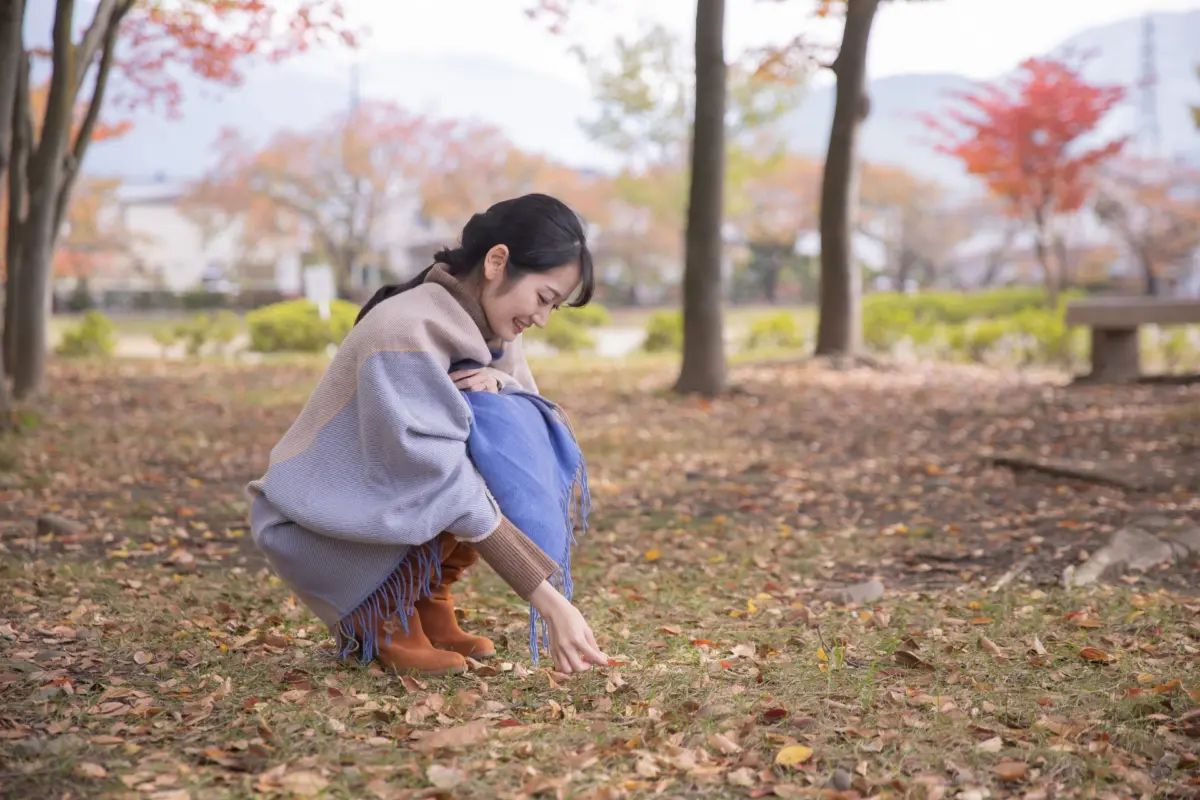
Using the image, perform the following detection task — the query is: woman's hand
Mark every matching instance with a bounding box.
[529,582,609,673]
[451,367,506,393]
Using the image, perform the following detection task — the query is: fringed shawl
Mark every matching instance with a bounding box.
[247,274,588,664]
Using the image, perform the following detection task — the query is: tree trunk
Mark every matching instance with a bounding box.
[10,0,79,398]
[4,50,30,378]
[1141,249,1159,296]
[815,0,880,357]
[674,0,727,396]
[1031,209,1058,308]
[0,0,24,406]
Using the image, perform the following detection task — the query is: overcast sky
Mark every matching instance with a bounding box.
[326,0,1199,85]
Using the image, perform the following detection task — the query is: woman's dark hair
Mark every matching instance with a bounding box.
[356,193,594,325]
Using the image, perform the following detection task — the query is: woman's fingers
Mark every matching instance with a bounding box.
[583,641,609,665]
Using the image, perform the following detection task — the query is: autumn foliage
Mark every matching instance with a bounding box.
[925,57,1126,301]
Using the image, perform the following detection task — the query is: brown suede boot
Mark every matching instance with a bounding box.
[351,552,467,676]
[415,535,496,659]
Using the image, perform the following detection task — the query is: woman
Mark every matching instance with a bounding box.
[247,194,609,676]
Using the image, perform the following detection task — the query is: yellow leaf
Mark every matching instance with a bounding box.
[746,598,757,614]
[774,745,813,766]
[708,554,726,564]
[644,549,661,562]
[816,647,828,662]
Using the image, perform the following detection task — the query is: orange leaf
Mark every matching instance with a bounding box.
[1079,647,1114,663]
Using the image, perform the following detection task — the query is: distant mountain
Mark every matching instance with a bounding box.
[85,10,1200,186]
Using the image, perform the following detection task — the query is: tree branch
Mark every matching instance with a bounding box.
[54,10,124,241]
[72,0,119,96]
[34,0,77,182]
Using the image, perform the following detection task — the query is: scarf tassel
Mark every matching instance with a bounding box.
[334,540,444,664]
[528,449,591,664]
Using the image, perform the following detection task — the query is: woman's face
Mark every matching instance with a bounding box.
[479,245,582,342]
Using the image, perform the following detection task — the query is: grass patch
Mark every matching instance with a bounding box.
[0,359,1195,798]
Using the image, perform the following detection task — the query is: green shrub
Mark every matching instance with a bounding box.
[1154,326,1200,372]
[56,310,116,359]
[152,325,179,358]
[210,311,242,355]
[175,315,211,357]
[642,311,683,353]
[246,299,358,353]
[945,319,1011,363]
[523,304,609,354]
[560,304,611,328]
[1008,308,1085,368]
[862,305,917,352]
[863,287,1079,327]
[743,312,806,351]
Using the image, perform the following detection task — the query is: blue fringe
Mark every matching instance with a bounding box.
[528,431,591,665]
[334,540,443,665]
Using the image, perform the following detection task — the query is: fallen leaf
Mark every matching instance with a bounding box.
[976,736,1003,753]
[427,764,465,789]
[992,761,1028,781]
[775,745,813,767]
[76,762,107,778]
[727,767,756,787]
[1079,647,1114,664]
[709,732,743,755]
[413,719,488,752]
[979,636,1006,659]
[893,650,934,670]
[1030,635,1048,656]
[133,651,152,665]
[279,770,329,796]
[644,549,661,562]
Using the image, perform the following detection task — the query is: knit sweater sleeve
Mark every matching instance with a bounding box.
[469,517,559,600]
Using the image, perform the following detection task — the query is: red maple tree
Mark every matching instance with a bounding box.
[924,57,1126,303]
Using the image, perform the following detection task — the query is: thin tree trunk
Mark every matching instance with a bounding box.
[815,0,880,356]
[11,0,128,398]
[11,0,77,398]
[0,0,24,411]
[1032,209,1058,308]
[4,51,30,377]
[1141,249,1159,296]
[674,0,727,396]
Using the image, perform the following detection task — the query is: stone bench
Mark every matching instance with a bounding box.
[1064,297,1200,382]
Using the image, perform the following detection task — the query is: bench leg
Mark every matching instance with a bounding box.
[1088,327,1140,382]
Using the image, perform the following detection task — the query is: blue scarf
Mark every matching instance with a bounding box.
[456,365,590,663]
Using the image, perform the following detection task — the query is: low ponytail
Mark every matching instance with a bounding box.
[354,266,433,325]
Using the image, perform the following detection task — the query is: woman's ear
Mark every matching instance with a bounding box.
[483,244,510,282]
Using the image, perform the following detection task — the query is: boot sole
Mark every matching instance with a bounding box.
[429,643,495,660]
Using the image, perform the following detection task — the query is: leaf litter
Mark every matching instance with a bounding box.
[0,359,1196,798]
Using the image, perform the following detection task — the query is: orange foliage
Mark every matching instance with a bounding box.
[52,178,128,280]
[112,0,357,115]
[924,57,1126,219]
[729,151,822,247]
[417,122,611,230]
[29,82,131,146]
[187,102,443,265]
[1095,157,1200,287]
